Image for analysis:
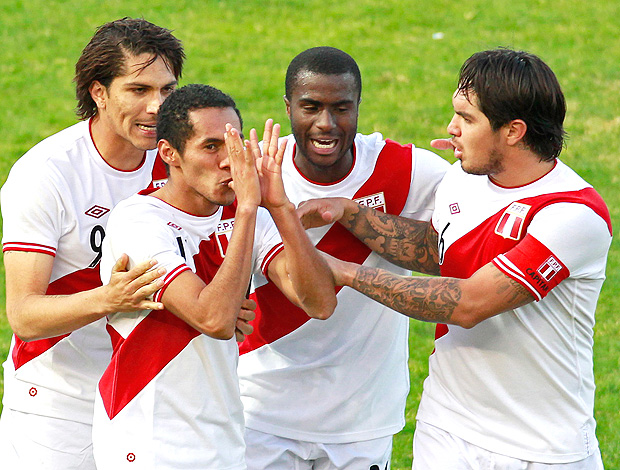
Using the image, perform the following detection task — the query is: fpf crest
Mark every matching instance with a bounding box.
[495,202,531,240]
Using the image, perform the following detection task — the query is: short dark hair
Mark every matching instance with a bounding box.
[74,17,185,120]
[457,48,566,161]
[157,84,242,155]
[285,46,362,101]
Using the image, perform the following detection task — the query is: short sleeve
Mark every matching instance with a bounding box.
[100,202,188,301]
[493,202,611,300]
[252,208,284,276]
[1,161,65,255]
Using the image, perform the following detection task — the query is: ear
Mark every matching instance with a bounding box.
[158,139,180,168]
[89,81,108,110]
[283,95,291,118]
[505,119,527,146]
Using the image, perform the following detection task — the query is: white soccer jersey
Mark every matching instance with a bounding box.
[418,160,612,463]
[0,119,167,424]
[238,132,449,443]
[93,192,283,470]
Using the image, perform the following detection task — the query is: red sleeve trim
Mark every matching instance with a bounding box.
[2,242,56,256]
[153,264,191,302]
[260,243,285,276]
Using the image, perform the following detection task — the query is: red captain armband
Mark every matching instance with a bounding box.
[492,234,569,301]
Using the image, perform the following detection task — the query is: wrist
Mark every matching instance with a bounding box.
[266,200,296,216]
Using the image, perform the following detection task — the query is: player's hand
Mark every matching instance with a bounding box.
[225,124,261,210]
[235,298,256,342]
[296,197,347,229]
[249,119,289,210]
[430,138,455,151]
[105,254,166,313]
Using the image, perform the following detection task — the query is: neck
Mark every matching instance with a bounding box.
[294,147,354,184]
[490,151,556,188]
[90,116,146,171]
[152,179,220,217]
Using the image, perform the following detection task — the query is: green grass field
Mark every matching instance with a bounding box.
[1,1,618,468]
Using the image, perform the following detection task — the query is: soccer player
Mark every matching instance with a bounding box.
[298,48,611,469]
[91,84,336,469]
[238,47,450,469]
[0,18,184,469]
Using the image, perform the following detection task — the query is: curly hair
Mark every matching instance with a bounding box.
[74,17,185,120]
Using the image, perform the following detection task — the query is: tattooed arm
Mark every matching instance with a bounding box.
[323,253,534,327]
[297,197,440,275]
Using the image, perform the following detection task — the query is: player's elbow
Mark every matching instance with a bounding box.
[448,297,493,329]
[197,316,237,340]
[6,306,39,342]
[303,295,337,320]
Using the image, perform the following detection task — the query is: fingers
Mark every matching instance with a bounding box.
[275,138,287,166]
[249,128,261,163]
[235,316,254,338]
[241,297,257,312]
[262,118,273,155]
[430,138,455,151]
[267,122,280,159]
[235,300,256,341]
[111,253,130,273]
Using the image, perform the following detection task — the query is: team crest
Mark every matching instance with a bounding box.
[354,192,386,212]
[215,218,235,258]
[537,256,563,282]
[495,202,531,240]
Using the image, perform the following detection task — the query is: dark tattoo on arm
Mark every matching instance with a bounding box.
[493,270,534,308]
[351,266,460,323]
[341,204,440,274]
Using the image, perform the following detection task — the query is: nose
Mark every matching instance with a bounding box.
[146,92,166,115]
[315,109,336,131]
[219,151,230,170]
[446,115,460,137]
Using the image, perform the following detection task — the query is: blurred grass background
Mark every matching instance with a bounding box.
[0,1,618,467]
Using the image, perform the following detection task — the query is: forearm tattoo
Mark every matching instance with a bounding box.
[342,204,440,274]
[351,266,460,323]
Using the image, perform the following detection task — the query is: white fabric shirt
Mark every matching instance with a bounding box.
[93,193,282,470]
[0,119,167,423]
[238,132,449,443]
[418,160,612,463]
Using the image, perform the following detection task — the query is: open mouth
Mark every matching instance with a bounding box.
[137,124,157,132]
[311,138,337,150]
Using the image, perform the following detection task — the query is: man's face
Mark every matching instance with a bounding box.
[285,71,359,183]
[447,90,505,176]
[95,53,177,153]
[174,107,242,214]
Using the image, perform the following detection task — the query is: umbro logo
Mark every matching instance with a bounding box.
[85,205,110,219]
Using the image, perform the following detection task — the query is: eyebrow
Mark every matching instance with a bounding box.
[123,79,178,89]
[455,109,476,121]
[299,97,355,106]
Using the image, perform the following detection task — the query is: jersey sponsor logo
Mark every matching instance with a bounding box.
[354,192,386,212]
[152,178,167,189]
[85,205,110,219]
[167,221,182,230]
[215,218,234,258]
[495,202,531,240]
[537,255,563,282]
[449,203,460,214]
